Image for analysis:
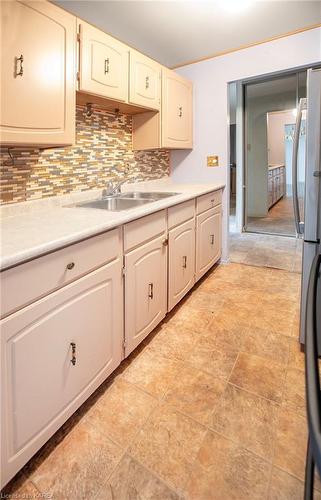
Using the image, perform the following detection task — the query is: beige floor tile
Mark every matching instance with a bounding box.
[211,383,279,460]
[30,420,123,499]
[96,454,180,500]
[283,367,306,417]
[85,378,158,447]
[122,349,184,398]
[184,289,225,312]
[229,352,286,403]
[242,327,290,364]
[268,467,306,500]
[274,408,307,480]
[202,324,246,352]
[185,430,270,500]
[164,304,214,333]
[129,403,206,492]
[164,365,226,426]
[251,305,295,337]
[288,339,305,371]
[185,344,238,380]
[147,325,199,361]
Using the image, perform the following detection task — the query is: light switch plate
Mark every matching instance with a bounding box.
[207,155,219,167]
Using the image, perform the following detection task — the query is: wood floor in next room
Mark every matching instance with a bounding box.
[3,262,316,500]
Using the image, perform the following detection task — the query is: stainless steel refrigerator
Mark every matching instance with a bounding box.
[294,68,321,498]
[293,68,321,346]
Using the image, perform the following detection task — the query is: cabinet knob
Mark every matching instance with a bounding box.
[162,238,168,246]
[15,54,24,77]
[70,342,76,366]
[182,255,187,268]
[66,262,75,270]
[148,283,154,299]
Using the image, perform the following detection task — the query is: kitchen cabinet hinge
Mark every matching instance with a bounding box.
[77,33,80,42]
[122,266,126,277]
[76,71,80,82]
[122,339,127,348]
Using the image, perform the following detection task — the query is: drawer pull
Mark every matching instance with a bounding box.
[182,255,187,268]
[178,106,183,118]
[210,199,215,205]
[70,342,76,366]
[148,283,154,299]
[145,76,150,89]
[66,262,75,270]
[15,54,24,77]
[104,58,110,74]
[210,234,215,245]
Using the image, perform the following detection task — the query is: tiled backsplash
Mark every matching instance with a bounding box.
[0,106,170,205]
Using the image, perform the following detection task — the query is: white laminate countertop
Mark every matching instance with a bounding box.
[0,178,225,271]
[268,164,285,171]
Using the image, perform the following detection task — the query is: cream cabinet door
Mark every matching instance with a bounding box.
[196,208,222,281]
[168,218,195,311]
[1,261,123,488]
[162,69,193,148]
[0,0,76,146]
[129,50,161,110]
[124,235,167,356]
[78,21,128,102]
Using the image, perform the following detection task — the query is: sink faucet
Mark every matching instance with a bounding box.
[103,176,143,197]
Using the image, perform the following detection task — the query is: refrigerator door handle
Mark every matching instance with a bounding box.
[292,97,306,236]
[305,253,321,478]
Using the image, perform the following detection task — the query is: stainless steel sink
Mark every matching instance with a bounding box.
[76,197,151,211]
[73,191,181,212]
[119,191,180,200]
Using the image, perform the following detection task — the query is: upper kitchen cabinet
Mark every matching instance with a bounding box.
[78,21,129,102]
[132,68,193,150]
[162,68,193,148]
[0,0,76,147]
[129,50,161,110]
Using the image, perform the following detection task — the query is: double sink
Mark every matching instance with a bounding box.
[75,191,180,211]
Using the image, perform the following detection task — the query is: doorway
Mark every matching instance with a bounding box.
[244,70,307,236]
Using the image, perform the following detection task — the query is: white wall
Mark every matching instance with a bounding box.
[170,27,321,261]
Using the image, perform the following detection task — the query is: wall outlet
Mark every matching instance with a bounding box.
[207,155,219,167]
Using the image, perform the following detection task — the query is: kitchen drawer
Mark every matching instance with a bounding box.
[168,199,195,229]
[196,190,222,215]
[124,210,166,252]
[1,228,121,318]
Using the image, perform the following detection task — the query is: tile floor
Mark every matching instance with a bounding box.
[229,231,303,273]
[2,262,315,500]
[247,196,304,236]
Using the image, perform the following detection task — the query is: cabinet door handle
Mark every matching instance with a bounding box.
[70,342,76,366]
[178,106,183,118]
[104,58,110,74]
[182,255,187,268]
[66,262,75,270]
[210,234,215,245]
[148,283,154,299]
[145,76,150,89]
[15,54,24,77]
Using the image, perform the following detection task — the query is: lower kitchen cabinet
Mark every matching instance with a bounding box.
[168,217,195,311]
[124,235,167,356]
[196,206,222,281]
[0,260,123,487]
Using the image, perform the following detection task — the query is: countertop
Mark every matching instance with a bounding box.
[268,164,285,171]
[0,178,225,271]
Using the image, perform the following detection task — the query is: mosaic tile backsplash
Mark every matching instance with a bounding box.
[0,105,170,204]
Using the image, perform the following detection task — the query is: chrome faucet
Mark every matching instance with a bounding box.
[102,176,142,197]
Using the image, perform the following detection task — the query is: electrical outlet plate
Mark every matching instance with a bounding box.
[207,155,219,167]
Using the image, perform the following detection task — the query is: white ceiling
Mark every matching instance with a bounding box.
[54,0,321,68]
